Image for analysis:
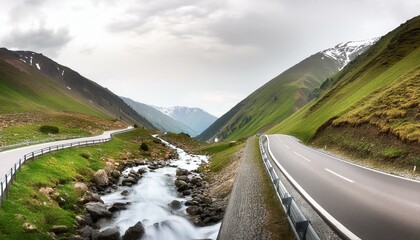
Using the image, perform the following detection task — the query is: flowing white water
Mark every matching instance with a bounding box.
[100,136,220,239]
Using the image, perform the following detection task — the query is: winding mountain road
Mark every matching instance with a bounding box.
[264,134,420,240]
[0,127,132,190]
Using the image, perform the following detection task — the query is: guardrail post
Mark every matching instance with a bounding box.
[41,149,43,155]
[4,175,8,197]
[14,164,17,180]
[296,220,309,240]
[31,152,34,159]
[282,197,293,215]
[19,159,21,169]
[24,155,26,162]
[0,181,3,206]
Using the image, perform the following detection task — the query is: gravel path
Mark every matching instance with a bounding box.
[217,137,271,240]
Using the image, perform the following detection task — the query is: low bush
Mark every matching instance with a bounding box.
[140,142,149,151]
[39,125,59,134]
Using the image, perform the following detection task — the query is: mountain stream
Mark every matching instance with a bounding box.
[99,136,220,239]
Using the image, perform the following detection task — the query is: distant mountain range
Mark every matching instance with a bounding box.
[0,48,154,128]
[198,37,377,141]
[153,106,217,135]
[120,97,197,136]
[121,97,217,136]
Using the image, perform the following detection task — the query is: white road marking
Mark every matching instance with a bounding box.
[284,144,290,149]
[265,135,361,240]
[325,168,354,183]
[293,151,311,162]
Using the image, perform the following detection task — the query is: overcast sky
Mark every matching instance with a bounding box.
[0,0,419,117]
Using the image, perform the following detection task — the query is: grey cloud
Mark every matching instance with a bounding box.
[8,0,46,23]
[3,27,72,56]
[106,0,220,34]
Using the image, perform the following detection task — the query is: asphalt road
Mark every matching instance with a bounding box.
[0,127,131,186]
[265,134,420,240]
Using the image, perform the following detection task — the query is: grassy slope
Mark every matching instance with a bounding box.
[269,16,420,143]
[0,60,107,118]
[198,53,339,141]
[0,57,129,146]
[0,129,170,240]
[200,142,244,173]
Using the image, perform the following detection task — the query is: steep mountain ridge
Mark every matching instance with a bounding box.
[322,38,379,70]
[153,106,217,135]
[0,48,154,129]
[269,16,420,165]
[121,97,197,136]
[198,38,377,141]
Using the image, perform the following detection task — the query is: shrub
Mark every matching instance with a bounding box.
[80,152,91,159]
[39,125,60,134]
[133,124,138,128]
[140,142,149,151]
[383,148,406,159]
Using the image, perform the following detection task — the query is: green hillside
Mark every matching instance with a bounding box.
[0,51,128,147]
[198,52,340,141]
[269,16,420,164]
[0,60,107,117]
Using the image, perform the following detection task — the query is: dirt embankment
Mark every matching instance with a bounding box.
[206,148,243,209]
[313,123,420,180]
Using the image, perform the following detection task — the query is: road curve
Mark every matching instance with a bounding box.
[265,134,420,240]
[0,127,132,183]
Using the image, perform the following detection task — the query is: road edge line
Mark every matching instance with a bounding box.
[291,136,420,184]
[266,135,361,240]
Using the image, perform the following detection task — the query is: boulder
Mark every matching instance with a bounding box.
[111,170,121,179]
[176,168,189,176]
[92,170,109,187]
[22,222,37,232]
[39,187,54,197]
[51,225,68,234]
[68,235,85,240]
[109,202,128,212]
[182,190,191,196]
[169,200,182,210]
[136,159,147,165]
[177,175,190,182]
[77,226,100,239]
[122,221,145,240]
[85,202,112,221]
[190,177,202,185]
[79,191,103,204]
[174,180,188,192]
[186,206,201,216]
[74,182,88,192]
[75,214,92,227]
[104,162,114,174]
[121,190,130,196]
[122,177,137,186]
[98,227,120,240]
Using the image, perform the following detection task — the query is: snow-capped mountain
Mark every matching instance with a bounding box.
[322,37,379,70]
[121,97,197,136]
[152,106,218,135]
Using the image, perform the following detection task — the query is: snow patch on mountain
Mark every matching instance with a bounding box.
[35,63,41,70]
[322,37,379,70]
[152,106,218,135]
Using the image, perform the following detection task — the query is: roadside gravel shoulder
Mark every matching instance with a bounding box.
[218,136,291,240]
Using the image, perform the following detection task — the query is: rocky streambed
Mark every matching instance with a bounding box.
[68,136,221,240]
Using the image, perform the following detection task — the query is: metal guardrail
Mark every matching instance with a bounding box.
[259,135,320,240]
[0,128,133,207]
